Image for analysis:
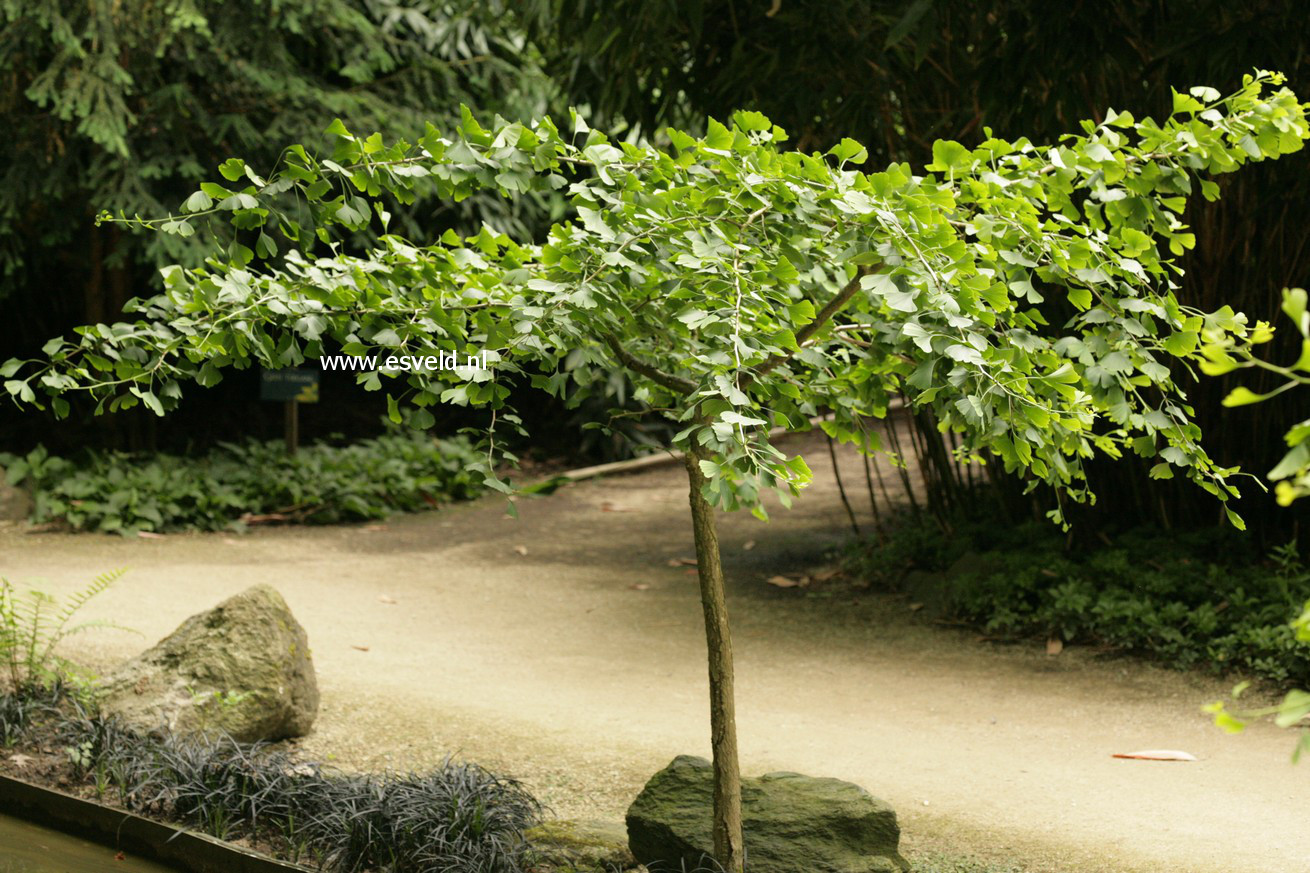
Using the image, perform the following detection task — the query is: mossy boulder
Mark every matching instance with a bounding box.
[98,584,318,742]
[626,755,908,873]
[526,819,635,870]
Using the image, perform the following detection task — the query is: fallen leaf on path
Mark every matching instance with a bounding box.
[767,575,803,588]
[378,595,398,605]
[351,645,370,652]
[629,583,650,591]
[221,537,241,545]
[684,568,699,575]
[667,557,697,567]
[600,501,633,512]
[115,852,126,861]
[513,545,528,556]
[742,540,756,551]
[908,602,924,612]
[1046,637,1064,656]
[362,524,387,532]
[136,531,164,539]
[811,568,840,582]
[1112,749,1197,762]
[8,754,33,768]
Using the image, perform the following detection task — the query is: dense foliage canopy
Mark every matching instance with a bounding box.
[3,72,1305,528]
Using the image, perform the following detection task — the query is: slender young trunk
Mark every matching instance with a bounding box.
[683,443,745,873]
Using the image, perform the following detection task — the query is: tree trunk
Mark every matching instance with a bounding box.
[683,443,745,873]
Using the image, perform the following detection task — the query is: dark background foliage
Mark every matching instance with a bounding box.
[0,0,557,455]
[4,0,1309,538]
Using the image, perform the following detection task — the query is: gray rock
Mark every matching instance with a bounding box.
[903,551,996,619]
[901,569,950,619]
[98,584,319,742]
[526,819,635,870]
[0,469,32,521]
[627,755,908,873]
[943,550,995,582]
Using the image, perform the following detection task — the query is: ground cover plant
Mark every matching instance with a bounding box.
[3,71,1307,871]
[0,562,545,873]
[0,432,484,534]
[0,687,542,873]
[849,514,1310,687]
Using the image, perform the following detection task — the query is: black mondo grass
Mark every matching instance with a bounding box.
[12,696,542,873]
[297,765,543,873]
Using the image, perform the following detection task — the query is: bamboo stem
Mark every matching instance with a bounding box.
[827,434,861,536]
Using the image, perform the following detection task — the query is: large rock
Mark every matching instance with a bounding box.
[98,585,319,742]
[627,756,908,873]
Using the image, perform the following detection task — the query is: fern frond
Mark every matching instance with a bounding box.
[0,569,132,691]
[52,568,125,630]
[38,568,129,670]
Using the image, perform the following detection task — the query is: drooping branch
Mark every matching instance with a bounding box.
[604,332,698,395]
[743,263,878,387]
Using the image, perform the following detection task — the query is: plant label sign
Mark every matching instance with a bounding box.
[260,369,320,404]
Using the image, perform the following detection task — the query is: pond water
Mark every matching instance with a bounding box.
[0,814,177,873]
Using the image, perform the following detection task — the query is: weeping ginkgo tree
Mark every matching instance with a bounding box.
[5,70,1307,873]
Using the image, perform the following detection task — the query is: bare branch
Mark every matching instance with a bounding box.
[743,263,880,387]
[604,332,698,395]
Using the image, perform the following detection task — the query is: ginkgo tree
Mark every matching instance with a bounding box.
[5,70,1307,873]
[1200,287,1310,762]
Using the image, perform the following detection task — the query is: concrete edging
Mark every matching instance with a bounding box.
[0,773,311,873]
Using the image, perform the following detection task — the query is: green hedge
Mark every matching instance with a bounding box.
[0,433,485,534]
[850,517,1310,687]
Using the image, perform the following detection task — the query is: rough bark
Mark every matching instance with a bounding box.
[683,442,745,873]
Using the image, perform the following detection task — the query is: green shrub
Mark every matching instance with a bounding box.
[0,432,485,534]
[849,514,1310,687]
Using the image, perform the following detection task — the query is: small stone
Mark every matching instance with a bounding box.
[526,819,634,869]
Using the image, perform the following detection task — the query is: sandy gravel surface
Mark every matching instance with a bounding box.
[2,431,1306,873]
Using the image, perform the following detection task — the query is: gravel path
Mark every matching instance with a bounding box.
[2,431,1305,873]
